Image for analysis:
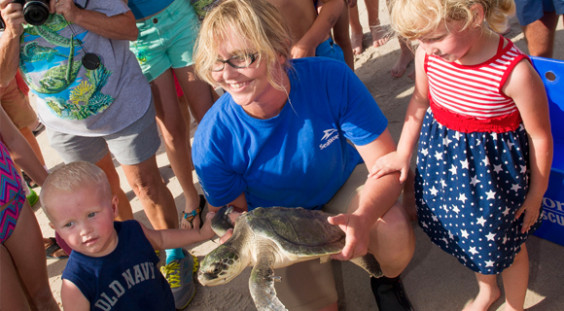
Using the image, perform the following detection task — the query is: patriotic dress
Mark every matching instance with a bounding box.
[414,36,540,274]
[0,140,25,244]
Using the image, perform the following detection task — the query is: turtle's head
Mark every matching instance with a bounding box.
[211,206,236,236]
[198,244,246,286]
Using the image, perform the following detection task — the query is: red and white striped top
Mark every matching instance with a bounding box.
[425,36,528,133]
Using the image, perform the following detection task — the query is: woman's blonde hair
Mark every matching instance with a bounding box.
[194,0,292,90]
[389,0,515,40]
[40,161,111,216]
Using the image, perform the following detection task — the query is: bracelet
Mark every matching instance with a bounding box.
[182,207,201,223]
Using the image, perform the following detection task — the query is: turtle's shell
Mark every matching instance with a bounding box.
[243,207,345,257]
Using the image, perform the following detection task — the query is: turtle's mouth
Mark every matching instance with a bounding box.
[198,269,234,286]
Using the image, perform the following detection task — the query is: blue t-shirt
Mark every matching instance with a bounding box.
[62,221,175,311]
[193,57,387,210]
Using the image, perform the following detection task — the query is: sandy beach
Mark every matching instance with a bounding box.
[33,1,564,310]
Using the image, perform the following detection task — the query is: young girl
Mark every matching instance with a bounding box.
[371,0,553,310]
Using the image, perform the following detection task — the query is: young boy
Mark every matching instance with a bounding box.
[40,161,215,311]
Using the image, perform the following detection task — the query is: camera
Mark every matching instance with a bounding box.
[0,0,50,29]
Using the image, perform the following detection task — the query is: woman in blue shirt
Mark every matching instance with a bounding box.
[192,0,415,310]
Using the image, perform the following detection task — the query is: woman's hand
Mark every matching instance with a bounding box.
[327,212,371,260]
[368,151,411,183]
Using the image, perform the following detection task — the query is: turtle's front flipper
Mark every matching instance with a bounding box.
[350,254,383,278]
[249,257,287,311]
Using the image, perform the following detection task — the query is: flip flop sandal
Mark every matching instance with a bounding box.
[182,195,206,229]
[45,237,69,259]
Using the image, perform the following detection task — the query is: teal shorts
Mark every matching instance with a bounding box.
[129,0,200,82]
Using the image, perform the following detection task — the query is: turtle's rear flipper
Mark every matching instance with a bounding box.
[249,258,288,311]
[351,254,383,278]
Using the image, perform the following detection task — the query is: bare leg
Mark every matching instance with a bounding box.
[122,155,178,230]
[462,273,500,311]
[367,202,415,277]
[501,246,529,311]
[349,4,364,55]
[151,69,200,229]
[363,0,389,48]
[0,245,32,310]
[174,66,215,123]
[333,5,354,70]
[391,38,414,79]
[522,11,559,58]
[3,202,59,310]
[95,152,133,221]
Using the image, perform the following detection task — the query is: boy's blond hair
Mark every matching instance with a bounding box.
[194,0,292,91]
[40,161,112,218]
[389,0,515,40]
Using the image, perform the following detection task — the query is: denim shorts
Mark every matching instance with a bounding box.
[515,0,564,26]
[129,0,201,82]
[46,104,161,165]
[315,37,345,64]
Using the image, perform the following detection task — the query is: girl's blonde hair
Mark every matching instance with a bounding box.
[40,161,112,215]
[193,0,292,90]
[389,0,515,40]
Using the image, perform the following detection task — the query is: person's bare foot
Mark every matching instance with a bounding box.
[391,49,414,78]
[351,32,364,55]
[462,287,501,311]
[370,24,391,48]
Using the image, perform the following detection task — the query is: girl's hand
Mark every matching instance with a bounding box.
[368,151,411,182]
[514,197,542,234]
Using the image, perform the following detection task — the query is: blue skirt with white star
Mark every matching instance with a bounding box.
[414,109,541,274]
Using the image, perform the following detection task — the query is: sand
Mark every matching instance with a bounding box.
[34,1,564,310]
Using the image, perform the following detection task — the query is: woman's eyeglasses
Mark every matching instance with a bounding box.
[212,53,258,72]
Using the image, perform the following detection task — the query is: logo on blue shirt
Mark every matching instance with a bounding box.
[320,129,339,150]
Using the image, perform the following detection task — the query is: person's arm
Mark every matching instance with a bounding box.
[369,45,429,182]
[61,279,90,311]
[0,0,24,86]
[0,107,48,185]
[328,129,402,260]
[292,0,345,58]
[50,0,138,41]
[504,59,553,233]
[141,213,216,250]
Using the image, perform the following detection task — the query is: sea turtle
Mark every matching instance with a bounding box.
[198,206,383,311]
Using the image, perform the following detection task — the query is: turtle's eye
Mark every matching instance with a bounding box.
[213,267,221,275]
